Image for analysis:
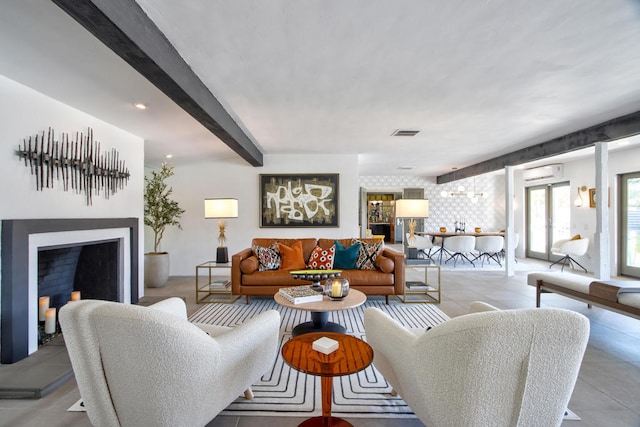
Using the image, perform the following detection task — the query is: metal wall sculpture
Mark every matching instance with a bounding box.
[16,127,130,205]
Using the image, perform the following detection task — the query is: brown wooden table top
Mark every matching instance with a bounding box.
[281,332,373,378]
[417,231,505,237]
[274,289,366,312]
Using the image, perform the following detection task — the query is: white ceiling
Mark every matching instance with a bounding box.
[2,0,640,176]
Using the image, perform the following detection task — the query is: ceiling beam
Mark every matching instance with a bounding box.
[437,109,640,183]
[52,0,263,167]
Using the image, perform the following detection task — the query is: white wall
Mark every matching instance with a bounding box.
[0,74,145,297]
[153,153,360,275]
[360,174,505,232]
[514,145,640,275]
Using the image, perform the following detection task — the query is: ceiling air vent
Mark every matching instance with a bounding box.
[392,129,420,137]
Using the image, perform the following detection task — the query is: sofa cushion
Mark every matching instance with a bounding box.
[527,272,591,294]
[252,238,318,262]
[375,254,394,273]
[352,238,383,270]
[307,245,335,269]
[333,240,361,269]
[278,241,307,270]
[252,243,281,271]
[240,256,259,274]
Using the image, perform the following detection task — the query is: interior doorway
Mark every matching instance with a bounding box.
[525,182,571,261]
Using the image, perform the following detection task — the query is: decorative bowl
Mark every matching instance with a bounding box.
[439,227,447,232]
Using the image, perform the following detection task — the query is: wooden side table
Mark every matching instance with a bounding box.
[274,289,366,336]
[195,261,238,303]
[400,261,441,303]
[281,332,373,427]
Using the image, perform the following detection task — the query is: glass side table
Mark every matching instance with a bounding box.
[399,261,441,304]
[195,261,239,303]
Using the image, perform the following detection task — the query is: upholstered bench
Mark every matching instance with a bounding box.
[527,272,640,320]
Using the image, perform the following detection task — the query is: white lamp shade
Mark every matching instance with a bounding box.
[204,198,238,218]
[395,199,429,218]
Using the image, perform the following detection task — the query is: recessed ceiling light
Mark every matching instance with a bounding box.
[391,129,420,137]
[165,154,173,159]
[133,103,147,110]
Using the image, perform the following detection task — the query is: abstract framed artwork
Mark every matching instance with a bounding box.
[589,188,596,208]
[589,187,610,208]
[259,174,339,227]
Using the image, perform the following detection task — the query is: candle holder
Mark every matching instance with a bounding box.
[38,323,60,345]
[325,277,350,301]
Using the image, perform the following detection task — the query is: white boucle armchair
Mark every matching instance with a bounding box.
[364,302,589,427]
[59,297,280,427]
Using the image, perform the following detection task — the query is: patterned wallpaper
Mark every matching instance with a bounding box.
[360,174,505,232]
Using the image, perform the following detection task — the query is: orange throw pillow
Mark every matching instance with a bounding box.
[570,234,582,241]
[278,241,307,270]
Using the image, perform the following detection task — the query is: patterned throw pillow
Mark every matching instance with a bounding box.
[307,245,335,269]
[352,238,383,270]
[252,243,281,271]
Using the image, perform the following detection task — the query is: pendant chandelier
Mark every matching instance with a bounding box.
[440,169,488,202]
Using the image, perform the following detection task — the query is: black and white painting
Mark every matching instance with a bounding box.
[259,174,339,227]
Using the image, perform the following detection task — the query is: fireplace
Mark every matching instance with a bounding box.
[1,218,139,364]
[38,240,120,314]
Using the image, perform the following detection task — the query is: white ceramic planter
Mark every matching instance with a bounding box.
[144,252,170,288]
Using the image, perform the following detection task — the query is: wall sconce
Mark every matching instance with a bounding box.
[574,186,587,207]
[204,198,238,263]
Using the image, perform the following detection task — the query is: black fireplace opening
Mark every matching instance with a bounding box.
[38,240,120,314]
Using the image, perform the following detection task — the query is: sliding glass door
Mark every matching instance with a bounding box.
[526,182,571,260]
[620,172,640,278]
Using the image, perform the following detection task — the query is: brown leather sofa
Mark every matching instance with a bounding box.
[232,238,405,304]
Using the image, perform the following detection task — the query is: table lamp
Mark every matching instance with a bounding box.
[204,198,238,263]
[395,198,429,259]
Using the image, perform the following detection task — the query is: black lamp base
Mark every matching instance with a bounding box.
[216,247,229,263]
[407,247,418,259]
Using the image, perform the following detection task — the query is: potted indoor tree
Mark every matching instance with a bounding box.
[143,162,185,288]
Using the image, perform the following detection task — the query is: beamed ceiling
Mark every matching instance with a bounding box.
[2,0,640,182]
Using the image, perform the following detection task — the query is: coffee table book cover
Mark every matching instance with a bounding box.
[279,286,324,304]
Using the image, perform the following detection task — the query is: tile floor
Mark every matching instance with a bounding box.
[1,257,640,426]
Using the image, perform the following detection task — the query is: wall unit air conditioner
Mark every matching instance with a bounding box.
[523,164,563,182]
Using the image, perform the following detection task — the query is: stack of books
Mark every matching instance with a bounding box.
[209,278,231,290]
[406,281,430,290]
[278,286,324,304]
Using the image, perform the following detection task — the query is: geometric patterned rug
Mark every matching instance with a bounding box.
[188,298,450,418]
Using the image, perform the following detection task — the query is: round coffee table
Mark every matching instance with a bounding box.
[281,332,373,427]
[274,288,366,336]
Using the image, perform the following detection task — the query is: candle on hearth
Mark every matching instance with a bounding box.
[39,296,50,321]
[332,281,341,298]
[44,308,56,334]
[71,291,81,301]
